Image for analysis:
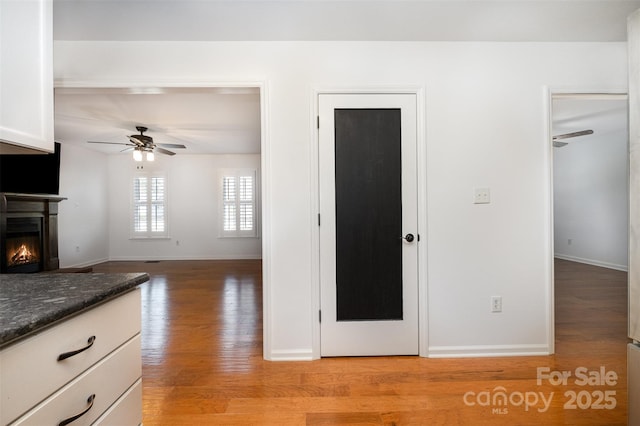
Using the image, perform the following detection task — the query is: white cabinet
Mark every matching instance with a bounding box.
[0,290,142,426]
[0,0,54,153]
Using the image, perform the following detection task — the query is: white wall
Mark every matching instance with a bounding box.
[57,145,261,266]
[58,143,110,268]
[553,102,629,271]
[107,153,261,261]
[54,41,628,359]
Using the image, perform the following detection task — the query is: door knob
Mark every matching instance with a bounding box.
[402,233,415,243]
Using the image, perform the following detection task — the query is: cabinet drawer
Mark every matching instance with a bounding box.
[10,334,141,426]
[92,379,142,426]
[0,290,141,425]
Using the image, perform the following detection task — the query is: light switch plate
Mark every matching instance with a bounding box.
[474,188,490,204]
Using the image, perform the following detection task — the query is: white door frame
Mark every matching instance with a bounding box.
[310,87,428,359]
[545,85,628,356]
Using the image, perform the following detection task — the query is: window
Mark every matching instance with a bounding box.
[132,172,168,238]
[221,169,257,237]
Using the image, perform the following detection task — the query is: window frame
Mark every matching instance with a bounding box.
[131,170,169,239]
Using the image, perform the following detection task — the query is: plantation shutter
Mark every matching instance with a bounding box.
[223,176,237,231]
[133,176,148,233]
[239,176,254,231]
[150,177,165,232]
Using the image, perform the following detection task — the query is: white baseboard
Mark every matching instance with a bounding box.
[266,345,551,360]
[554,254,628,272]
[60,257,109,269]
[106,255,262,261]
[266,348,314,361]
[427,344,551,358]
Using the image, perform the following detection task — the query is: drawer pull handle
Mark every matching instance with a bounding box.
[57,336,96,361]
[58,394,95,426]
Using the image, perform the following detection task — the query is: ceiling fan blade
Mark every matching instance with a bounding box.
[127,136,145,146]
[90,127,184,158]
[87,141,133,146]
[155,147,177,156]
[156,143,187,149]
[552,129,594,141]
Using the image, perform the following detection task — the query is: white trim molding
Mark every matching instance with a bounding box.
[428,344,552,358]
[310,85,428,359]
[554,254,628,272]
[545,85,629,358]
[268,349,315,362]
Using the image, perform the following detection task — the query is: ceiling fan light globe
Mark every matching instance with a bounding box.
[133,150,143,161]
[146,151,155,161]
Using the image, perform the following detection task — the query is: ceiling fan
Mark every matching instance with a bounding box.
[552,129,594,148]
[88,126,186,160]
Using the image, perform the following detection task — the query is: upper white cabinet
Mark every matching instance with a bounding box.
[0,0,54,153]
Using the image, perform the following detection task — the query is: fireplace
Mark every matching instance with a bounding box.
[1,193,66,273]
[4,217,43,273]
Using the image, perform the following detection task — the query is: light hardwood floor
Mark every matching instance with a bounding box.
[91,258,629,425]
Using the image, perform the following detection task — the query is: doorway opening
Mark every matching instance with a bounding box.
[53,82,267,356]
[550,92,629,352]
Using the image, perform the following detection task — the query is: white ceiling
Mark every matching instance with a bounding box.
[54,87,261,155]
[552,94,628,152]
[54,0,640,42]
[52,1,639,156]
[552,94,629,142]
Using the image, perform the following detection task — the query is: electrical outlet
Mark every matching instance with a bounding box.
[491,296,502,313]
[474,188,490,204]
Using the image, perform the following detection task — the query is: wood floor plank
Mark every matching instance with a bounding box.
[89,258,629,425]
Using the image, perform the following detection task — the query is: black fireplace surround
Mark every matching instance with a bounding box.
[0,193,66,273]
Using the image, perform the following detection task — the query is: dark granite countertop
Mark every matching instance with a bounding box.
[0,272,150,348]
